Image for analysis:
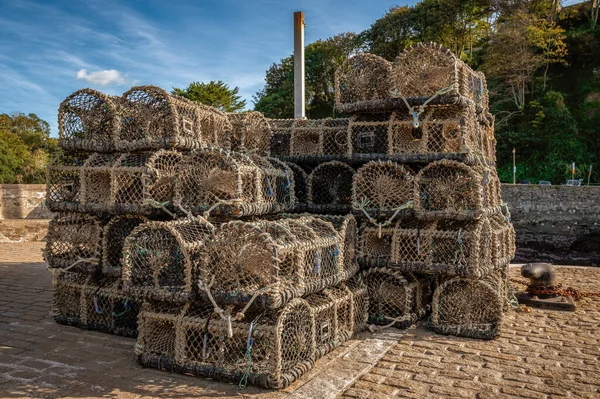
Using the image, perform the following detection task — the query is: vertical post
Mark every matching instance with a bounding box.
[588,165,593,186]
[572,162,575,181]
[512,148,516,184]
[294,11,305,119]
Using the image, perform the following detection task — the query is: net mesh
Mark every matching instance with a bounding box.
[102,215,147,277]
[357,224,395,267]
[44,213,104,273]
[80,153,120,212]
[122,217,216,302]
[268,119,294,157]
[489,214,516,269]
[284,162,308,210]
[118,85,231,151]
[307,161,354,213]
[359,268,429,329]
[228,111,271,155]
[174,147,295,217]
[429,272,504,340]
[46,152,90,212]
[58,89,118,152]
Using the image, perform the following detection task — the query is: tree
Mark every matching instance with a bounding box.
[172,81,246,112]
[365,6,415,61]
[527,18,568,90]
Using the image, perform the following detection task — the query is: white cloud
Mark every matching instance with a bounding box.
[76,68,126,86]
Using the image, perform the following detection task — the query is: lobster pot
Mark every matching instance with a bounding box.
[284,162,308,210]
[347,113,391,156]
[122,217,215,302]
[80,277,142,337]
[359,268,429,329]
[118,85,231,151]
[228,111,271,155]
[429,273,504,340]
[287,118,351,160]
[268,119,294,157]
[489,215,516,269]
[334,54,392,114]
[80,153,120,212]
[46,152,90,212]
[391,218,494,279]
[307,161,354,213]
[174,148,295,217]
[414,160,500,220]
[478,112,497,162]
[391,42,488,111]
[111,150,183,215]
[358,224,395,267]
[345,278,369,334]
[353,161,413,221]
[52,272,90,326]
[45,213,104,273]
[101,215,147,277]
[58,89,118,152]
[323,118,351,156]
[202,216,347,309]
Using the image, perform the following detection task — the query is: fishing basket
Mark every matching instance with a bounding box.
[307,161,354,213]
[287,118,351,160]
[117,85,231,151]
[284,162,308,211]
[174,147,295,218]
[58,89,118,152]
[45,213,104,273]
[79,153,121,212]
[268,119,294,157]
[390,218,494,279]
[46,152,91,212]
[122,217,215,302]
[228,111,272,155]
[489,215,516,269]
[101,215,147,277]
[358,268,429,329]
[357,224,395,267]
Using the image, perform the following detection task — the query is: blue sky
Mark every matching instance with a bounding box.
[0,0,585,136]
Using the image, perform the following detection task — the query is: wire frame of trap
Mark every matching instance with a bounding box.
[283,162,308,211]
[359,267,429,329]
[489,214,516,269]
[174,147,295,218]
[46,152,91,213]
[117,85,231,151]
[44,213,104,273]
[122,217,215,302]
[228,111,272,155]
[307,161,355,213]
[101,215,147,277]
[58,88,119,152]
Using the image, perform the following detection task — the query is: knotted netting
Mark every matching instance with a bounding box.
[58,88,118,152]
[52,272,91,326]
[322,118,351,156]
[201,216,350,309]
[45,213,104,273]
[307,161,354,213]
[489,215,516,269]
[429,272,504,340]
[352,161,414,225]
[174,147,295,217]
[414,159,500,220]
[334,53,392,114]
[136,280,367,389]
[391,42,488,111]
[118,85,231,151]
[357,224,395,267]
[347,113,391,156]
[290,119,325,156]
[46,152,90,212]
[285,118,351,160]
[111,150,183,216]
[359,268,429,329]
[268,119,294,157]
[80,153,120,212]
[122,217,215,302]
[283,162,308,210]
[101,215,147,277]
[228,111,271,155]
[390,218,494,278]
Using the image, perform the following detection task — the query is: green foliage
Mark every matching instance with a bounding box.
[172,80,246,112]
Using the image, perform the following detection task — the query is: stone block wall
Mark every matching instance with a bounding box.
[0,184,54,219]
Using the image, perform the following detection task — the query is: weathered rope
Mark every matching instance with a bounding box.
[390,84,456,128]
[353,198,413,238]
[142,199,177,218]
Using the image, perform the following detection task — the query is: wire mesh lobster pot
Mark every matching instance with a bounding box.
[334,53,392,114]
[45,213,104,273]
[429,272,504,340]
[46,152,91,212]
[287,118,351,160]
[357,224,395,267]
[268,119,294,157]
[353,161,414,222]
[111,150,183,215]
[390,218,494,279]
[52,272,91,326]
[284,162,308,211]
[346,113,392,156]
[122,217,215,302]
[80,153,120,213]
[359,268,429,329]
[228,111,272,155]
[174,147,295,217]
[414,160,500,220]
[307,161,354,213]
[490,215,516,269]
[201,216,350,309]
[391,42,488,111]
[102,215,147,277]
[58,89,118,152]
[117,85,231,151]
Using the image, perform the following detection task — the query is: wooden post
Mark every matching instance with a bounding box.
[512,148,516,184]
[294,11,305,119]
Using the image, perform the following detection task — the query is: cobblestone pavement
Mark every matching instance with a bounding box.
[2,243,600,399]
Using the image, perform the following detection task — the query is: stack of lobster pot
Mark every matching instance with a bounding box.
[269,42,516,340]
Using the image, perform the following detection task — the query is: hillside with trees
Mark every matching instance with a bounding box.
[253,0,600,184]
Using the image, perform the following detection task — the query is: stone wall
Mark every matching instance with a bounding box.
[0,184,54,219]
[502,184,600,266]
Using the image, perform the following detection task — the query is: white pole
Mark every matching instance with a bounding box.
[294,11,305,119]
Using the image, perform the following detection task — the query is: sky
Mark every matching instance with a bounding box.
[0,0,586,136]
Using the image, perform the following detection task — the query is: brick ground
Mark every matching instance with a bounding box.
[343,267,600,399]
